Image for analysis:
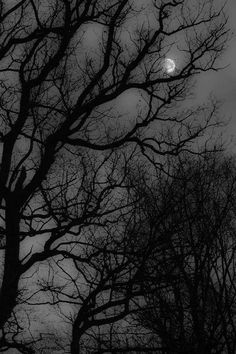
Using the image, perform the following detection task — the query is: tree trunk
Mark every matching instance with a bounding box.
[70,330,81,354]
[0,196,20,329]
[70,315,88,354]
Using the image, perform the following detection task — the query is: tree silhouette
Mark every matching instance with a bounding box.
[0,0,229,352]
[132,153,236,354]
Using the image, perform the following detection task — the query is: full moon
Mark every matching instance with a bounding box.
[164,58,176,74]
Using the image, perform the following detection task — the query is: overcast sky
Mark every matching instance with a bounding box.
[194,0,236,148]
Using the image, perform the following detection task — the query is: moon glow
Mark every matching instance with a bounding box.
[164,58,176,73]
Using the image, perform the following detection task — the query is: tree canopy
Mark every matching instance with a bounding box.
[0,0,230,352]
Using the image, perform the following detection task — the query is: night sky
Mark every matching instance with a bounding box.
[196,0,236,148]
[114,0,236,152]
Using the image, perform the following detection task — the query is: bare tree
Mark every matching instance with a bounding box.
[130,153,236,354]
[0,0,229,352]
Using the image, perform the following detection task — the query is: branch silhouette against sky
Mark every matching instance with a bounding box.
[0,0,233,353]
